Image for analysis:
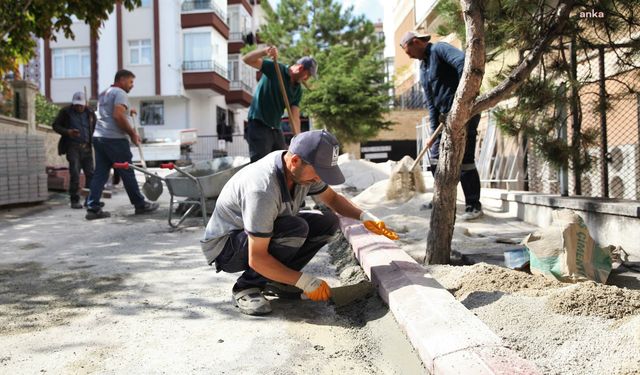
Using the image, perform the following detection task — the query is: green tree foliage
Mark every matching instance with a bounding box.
[254,0,392,143]
[436,0,640,174]
[0,0,141,74]
[35,94,61,126]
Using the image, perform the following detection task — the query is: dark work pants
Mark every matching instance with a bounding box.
[245,119,287,163]
[215,211,340,290]
[430,114,482,209]
[66,143,94,204]
[87,137,146,211]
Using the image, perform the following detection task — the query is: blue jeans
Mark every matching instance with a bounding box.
[87,137,146,211]
[215,211,340,290]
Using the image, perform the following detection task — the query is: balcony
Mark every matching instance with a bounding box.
[226,80,253,107]
[228,0,253,15]
[181,0,229,38]
[182,60,230,95]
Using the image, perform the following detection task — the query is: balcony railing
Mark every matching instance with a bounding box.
[181,0,227,22]
[229,32,243,41]
[183,60,228,79]
[230,80,253,92]
[394,81,425,110]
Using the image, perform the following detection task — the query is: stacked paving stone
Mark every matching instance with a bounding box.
[0,134,48,206]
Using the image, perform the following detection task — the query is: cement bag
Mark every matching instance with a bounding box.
[523,209,612,283]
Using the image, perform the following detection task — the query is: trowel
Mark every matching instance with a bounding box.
[264,280,374,307]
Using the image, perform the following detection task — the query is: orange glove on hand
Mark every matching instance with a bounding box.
[295,273,332,301]
[360,211,399,241]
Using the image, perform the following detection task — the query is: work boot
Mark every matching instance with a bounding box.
[263,281,304,299]
[70,201,83,209]
[85,209,111,220]
[135,201,159,215]
[84,201,105,208]
[232,287,272,316]
[460,205,483,221]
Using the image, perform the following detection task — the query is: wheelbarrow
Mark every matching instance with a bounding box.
[113,156,249,228]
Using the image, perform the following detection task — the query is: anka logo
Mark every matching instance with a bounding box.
[579,9,605,18]
[331,145,339,166]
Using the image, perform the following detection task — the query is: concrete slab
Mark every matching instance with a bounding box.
[340,217,540,374]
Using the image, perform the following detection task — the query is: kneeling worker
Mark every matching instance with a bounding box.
[201,130,397,315]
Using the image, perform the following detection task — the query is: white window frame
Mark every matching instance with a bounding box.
[129,39,152,66]
[52,48,90,79]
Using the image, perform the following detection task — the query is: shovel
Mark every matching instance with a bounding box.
[273,55,298,135]
[131,114,163,201]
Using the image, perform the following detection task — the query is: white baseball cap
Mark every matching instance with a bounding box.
[71,91,85,105]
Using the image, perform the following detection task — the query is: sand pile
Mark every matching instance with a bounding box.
[547,281,640,319]
[336,156,390,191]
[428,263,563,298]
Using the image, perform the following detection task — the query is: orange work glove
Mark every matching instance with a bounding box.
[360,211,399,241]
[295,273,332,301]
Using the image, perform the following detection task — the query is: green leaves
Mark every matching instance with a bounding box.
[0,0,141,75]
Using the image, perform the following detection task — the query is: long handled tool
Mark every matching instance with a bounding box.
[273,55,298,135]
[410,122,444,172]
[131,113,163,201]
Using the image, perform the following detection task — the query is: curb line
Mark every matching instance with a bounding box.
[339,217,540,375]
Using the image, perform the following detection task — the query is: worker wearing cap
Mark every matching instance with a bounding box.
[400,31,483,220]
[242,46,317,162]
[201,130,397,316]
[52,91,97,209]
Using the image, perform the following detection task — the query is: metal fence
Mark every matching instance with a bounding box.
[394,81,425,110]
[191,134,250,161]
[526,43,640,200]
[182,60,228,78]
[181,0,227,21]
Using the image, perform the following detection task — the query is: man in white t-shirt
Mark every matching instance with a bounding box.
[85,69,158,220]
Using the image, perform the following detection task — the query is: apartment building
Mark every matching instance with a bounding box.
[31,0,266,159]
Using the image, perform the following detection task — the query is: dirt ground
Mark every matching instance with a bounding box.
[350,176,640,375]
[0,183,425,374]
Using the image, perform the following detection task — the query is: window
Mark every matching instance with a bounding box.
[216,106,227,127]
[129,39,152,65]
[140,101,164,125]
[228,55,239,81]
[184,33,211,62]
[140,0,151,6]
[52,48,90,78]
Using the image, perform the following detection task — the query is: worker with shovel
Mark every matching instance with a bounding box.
[85,69,159,220]
[201,130,398,316]
[400,31,483,220]
[242,46,316,162]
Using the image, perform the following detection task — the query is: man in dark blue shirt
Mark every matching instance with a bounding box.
[400,31,483,220]
[52,91,97,209]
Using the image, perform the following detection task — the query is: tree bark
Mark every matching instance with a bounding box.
[471,0,575,116]
[425,0,486,264]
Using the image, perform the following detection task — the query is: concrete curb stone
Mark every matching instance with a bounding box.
[339,217,540,375]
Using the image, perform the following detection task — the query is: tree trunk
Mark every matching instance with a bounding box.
[424,0,486,264]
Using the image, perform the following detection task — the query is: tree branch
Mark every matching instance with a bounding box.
[472,0,576,115]
[0,0,34,41]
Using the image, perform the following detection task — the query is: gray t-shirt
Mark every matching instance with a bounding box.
[94,86,130,139]
[201,151,328,265]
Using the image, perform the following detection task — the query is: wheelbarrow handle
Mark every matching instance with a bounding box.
[113,162,130,169]
[160,163,175,170]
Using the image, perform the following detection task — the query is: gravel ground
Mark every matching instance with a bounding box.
[348,175,640,375]
[0,181,426,374]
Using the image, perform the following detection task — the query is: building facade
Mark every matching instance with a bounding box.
[33,0,266,159]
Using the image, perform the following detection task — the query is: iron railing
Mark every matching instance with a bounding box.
[230,80,253,93]
[181,0,227,22]
[394,81,425,110]
[191,134,250,161]
[182,60,228,79]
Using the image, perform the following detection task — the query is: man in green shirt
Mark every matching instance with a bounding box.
[243,46,317,162]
